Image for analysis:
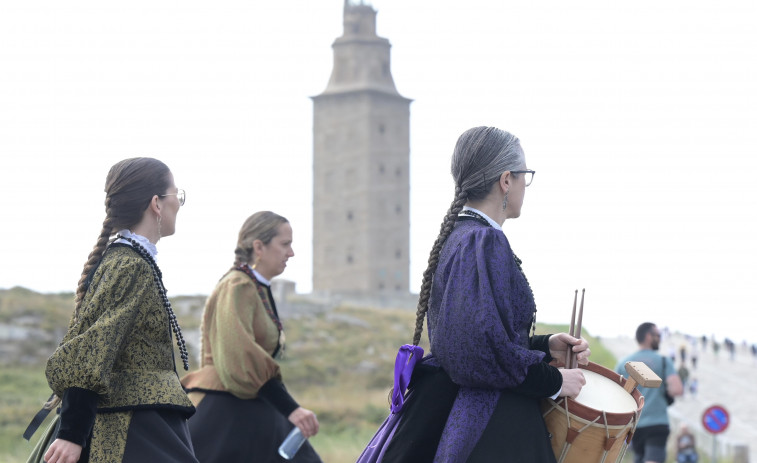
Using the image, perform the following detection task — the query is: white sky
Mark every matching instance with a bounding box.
[1,1,756,344]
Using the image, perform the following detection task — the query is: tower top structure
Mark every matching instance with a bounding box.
[319,1,406,99]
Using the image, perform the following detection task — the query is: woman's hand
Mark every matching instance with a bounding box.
[558,368,587,398]
[548,333,591,367]
[44,438,82,463]
[288,407,320,438]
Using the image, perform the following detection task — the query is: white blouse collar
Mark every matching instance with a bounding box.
[460,206,503,231]
[115,229,158,259]
[251,267,271,286]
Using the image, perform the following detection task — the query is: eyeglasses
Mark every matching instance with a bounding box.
[511,170,535,187]
[160,189,186,206]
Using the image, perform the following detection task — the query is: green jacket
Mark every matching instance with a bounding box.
[45,244,193,460]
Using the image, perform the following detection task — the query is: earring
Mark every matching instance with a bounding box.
[502,191,509,211]
[157,215,162,238]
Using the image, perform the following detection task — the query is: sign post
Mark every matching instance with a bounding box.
[701,405,729,463]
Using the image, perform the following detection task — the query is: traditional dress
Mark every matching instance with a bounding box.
[358,211,562,463]
[181,265,321,463]
[45,234,197,463]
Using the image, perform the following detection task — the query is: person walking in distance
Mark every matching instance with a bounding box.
[615,322,683,463]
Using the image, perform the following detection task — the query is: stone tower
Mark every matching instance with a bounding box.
[312,1,411,295]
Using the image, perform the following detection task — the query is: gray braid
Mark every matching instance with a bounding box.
[412,187,469,346]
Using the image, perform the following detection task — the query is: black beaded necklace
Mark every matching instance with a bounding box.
[115,235,189,370]
[459,209,538,336]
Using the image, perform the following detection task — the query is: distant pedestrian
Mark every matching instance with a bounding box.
[679,344,687,364]
[751,344,757,365]
[725,338,735,361]
[677,364,690,395]
[691,349,698,370]
[689,377,698,397]
[616,322,683,463]
[675,424,698,463]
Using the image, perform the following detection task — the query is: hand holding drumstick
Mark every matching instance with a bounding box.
[548,289,591,368]
[548,289,591,397]
[549,333,589,397]
[548,333,591,368]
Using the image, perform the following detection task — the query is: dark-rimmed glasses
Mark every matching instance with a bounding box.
[160,189,186,206]
[511,170,535,187]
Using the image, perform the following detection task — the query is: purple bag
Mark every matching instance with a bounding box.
[355,344,424,463]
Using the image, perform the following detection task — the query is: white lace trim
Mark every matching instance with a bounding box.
[115,229,158,259]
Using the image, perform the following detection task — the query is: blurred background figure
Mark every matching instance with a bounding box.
[675,424,698,463]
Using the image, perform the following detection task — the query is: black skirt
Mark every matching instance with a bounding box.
[188,392,322,463]
[383,363,556,463]
[122,409,198,463]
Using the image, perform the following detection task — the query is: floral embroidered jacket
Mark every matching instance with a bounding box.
[45,244,194,461]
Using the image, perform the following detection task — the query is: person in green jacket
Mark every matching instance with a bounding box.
[44,157,196,463]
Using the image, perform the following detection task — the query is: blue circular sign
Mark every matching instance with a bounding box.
[702,405,729,434]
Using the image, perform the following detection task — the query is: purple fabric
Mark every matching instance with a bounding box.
[355,355,443,463]
[390,344,424,413]
[428,219,544,462]
[434,388,499,462]
[354,400,404,463]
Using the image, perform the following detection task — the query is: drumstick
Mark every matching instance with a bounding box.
[571,289,586,369]
[567,290,577,368]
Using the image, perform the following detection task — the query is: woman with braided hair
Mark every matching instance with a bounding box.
[359,126,590,463]
[42,157,197,463]
[181,211,322,463]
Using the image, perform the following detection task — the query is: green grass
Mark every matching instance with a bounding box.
[0,366,58,462]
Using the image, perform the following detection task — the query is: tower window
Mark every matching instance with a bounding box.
[395,167,402,177]
[395,204,401,214]
[395,249,401,259]
[378,124,385,134]
[379,164,385,174]
[347,254,353,264]
[347,211,353,221]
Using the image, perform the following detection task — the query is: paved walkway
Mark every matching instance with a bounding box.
[601,334,756,462]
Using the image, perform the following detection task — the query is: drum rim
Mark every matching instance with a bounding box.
[543,361,643,426]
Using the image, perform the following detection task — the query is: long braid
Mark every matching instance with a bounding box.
[47,218,114,410]
[73,215,115,322]
[412,187,469,346]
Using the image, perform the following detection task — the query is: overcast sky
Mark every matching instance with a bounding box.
[1,0,755,344]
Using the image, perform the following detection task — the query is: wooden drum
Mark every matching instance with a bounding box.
[541,361,659,463]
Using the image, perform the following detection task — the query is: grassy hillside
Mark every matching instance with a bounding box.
[0,289,617,463]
